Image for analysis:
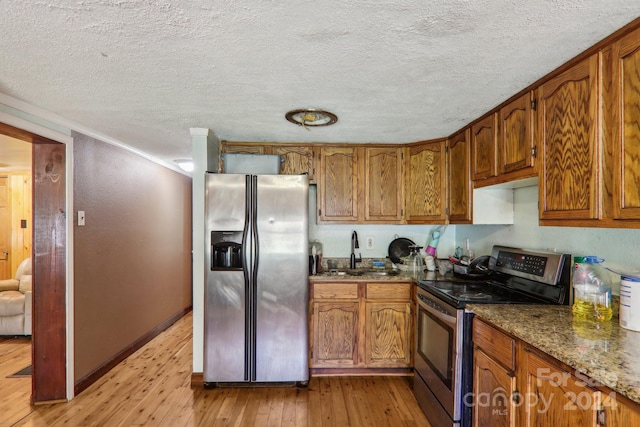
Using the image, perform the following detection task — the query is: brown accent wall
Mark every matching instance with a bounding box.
[72,132,192,381]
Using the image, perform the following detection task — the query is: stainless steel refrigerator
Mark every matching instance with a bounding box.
[203,172,309,385]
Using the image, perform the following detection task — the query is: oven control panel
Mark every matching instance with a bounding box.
[495,252,547,277]
[491,246,569,286]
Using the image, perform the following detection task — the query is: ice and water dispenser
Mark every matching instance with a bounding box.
[211,231,244,270]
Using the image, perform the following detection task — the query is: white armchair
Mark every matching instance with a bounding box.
[0,257,32,336]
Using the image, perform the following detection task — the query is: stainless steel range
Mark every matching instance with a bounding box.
[413,245,571,427]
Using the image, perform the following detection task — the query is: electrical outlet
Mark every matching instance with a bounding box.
[366,236,374,249]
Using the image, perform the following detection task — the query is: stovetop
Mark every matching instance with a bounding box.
[417,245,572,309]
[417,279,550,309]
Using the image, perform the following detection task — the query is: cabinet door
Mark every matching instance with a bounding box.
[220,143,265,154]
[611,27,640,219]
[605,393,640,426]
[364,301,412,367]
[219,143,265,172]
[270,145,316,182]
[312,301,359,367]
[448,128,472,223]
[499,91,536,177]
[406,141,447,223]
[538,53,601,221]
[473,349,517,427]
[522,350,600,426]
[318,147,361,222]
[364,147,404,223]
[471,113,498,181]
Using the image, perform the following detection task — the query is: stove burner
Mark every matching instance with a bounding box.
[456,291,492,300]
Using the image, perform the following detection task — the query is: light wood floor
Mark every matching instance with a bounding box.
[1,312,431,426]
[0,335,32,427]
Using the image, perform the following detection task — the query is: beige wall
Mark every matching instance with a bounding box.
[72,132,192,381]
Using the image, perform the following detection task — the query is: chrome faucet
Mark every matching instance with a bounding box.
[350,230,362,269]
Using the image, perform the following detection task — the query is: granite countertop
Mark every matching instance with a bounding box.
[309,270,415,282]
[468,304,640,404]
[309,257,417,282]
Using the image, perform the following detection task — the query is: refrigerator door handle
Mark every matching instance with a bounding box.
[250,175,259,381]
[242,175,252,382]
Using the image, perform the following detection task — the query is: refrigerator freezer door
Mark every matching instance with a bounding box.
[254,174,309,382]
[204,173,250,382]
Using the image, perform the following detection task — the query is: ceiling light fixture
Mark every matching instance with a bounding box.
[174,159,194,172]
[285,109,338,129]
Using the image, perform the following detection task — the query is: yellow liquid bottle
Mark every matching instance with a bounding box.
[572,256,612,323]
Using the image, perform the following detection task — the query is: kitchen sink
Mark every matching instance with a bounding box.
[323,269,399,277]
[368,270,399,276]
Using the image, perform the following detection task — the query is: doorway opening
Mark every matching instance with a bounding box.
[0,121,68,403]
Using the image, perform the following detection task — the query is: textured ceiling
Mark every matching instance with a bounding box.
[1,1,640,166]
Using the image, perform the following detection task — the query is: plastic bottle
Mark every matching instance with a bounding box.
[572,256,612,322]
[425,230,440,257]
[407,245,425,279]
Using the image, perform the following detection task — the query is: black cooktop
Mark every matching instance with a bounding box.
[417,279,550,309]
[417,245,572,309]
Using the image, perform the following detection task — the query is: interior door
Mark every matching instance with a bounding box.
[0,176,9,279]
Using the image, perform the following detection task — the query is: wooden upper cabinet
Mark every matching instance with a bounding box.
[538,53,601,221]
[499,91,536,178]
[364,147,404,223]
[219,142,265,172]
[610,26,640,220]
[406,140,447,223]
[318,146,361,223]
[221,143,265,154]
[221,142,315,180]
[448,128,472,223]
[270,145,316,182]
[471,113,498,181]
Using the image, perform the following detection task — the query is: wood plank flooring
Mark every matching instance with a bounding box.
[0,335,32,427]
[1,312,430,426]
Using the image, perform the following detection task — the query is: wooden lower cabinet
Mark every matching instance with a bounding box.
[473,319,517,426]
[473,319,640,427]
[312,301,359,367]
[474,349,517,427]
[522,349,600,426]
[364,301,412,366]
[310,280,413,374]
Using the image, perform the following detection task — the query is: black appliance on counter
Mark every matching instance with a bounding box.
[413,245,571,427]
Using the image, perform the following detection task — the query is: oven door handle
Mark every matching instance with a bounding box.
[417,294,457,326]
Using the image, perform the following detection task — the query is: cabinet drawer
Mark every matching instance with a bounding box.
[313,282,358,299]
[473,319,515,370]
[366,282,411,300]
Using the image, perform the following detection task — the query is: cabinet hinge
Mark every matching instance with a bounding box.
[512,390,521,404]
[445,207,450,216]
[445,146,449,153]
[531,145,537,158]
[596,408,606,426]
[318,209,322,216]
[531,99,537,111]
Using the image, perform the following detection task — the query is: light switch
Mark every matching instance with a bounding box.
[78,211,85,226]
